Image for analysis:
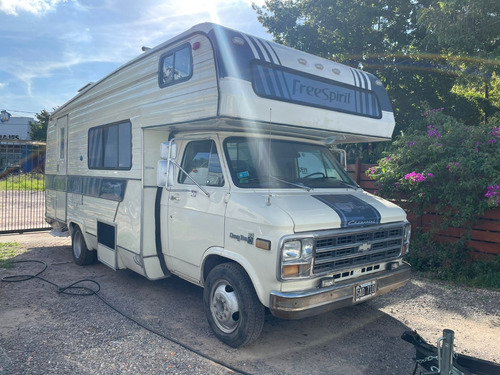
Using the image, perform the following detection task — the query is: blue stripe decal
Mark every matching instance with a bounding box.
[350,70,359,113]
[279,70,292,99]
[260,64,276,96]
[313,194,381,228]
[247,36,266,61]
[257,38,275,64]
[265,41,281,65]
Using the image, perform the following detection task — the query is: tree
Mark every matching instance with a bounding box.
[254,0,427,64]
[417,0,500,123]
[418,0,500,60]
[29,110,50,141]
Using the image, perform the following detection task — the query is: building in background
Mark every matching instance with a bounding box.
[0,112,31,140]
[0,111,45,174]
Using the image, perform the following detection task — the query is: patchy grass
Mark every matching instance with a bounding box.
[0,242,26,268]
[405,233,500,290]
[0,173,45,191]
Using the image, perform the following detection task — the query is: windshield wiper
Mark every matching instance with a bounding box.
[270,176,312,191]
[336,180,358,189]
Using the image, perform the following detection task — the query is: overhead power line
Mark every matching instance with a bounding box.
[1,109,38,114]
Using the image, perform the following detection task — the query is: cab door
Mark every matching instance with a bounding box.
[165,137,228,281]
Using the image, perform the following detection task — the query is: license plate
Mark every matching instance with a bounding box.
[354,280,377,302]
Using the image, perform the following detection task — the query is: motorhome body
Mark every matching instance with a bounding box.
[45,23,411,347]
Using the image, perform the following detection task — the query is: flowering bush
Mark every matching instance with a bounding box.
[368,110,500,227]
[485,185,500,206]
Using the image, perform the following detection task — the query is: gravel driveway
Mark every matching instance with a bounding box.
[1,232,499,375]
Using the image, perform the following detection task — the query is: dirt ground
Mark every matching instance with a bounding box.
[1,231,499,375]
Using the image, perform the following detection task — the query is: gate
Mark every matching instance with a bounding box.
[0,141,50,233]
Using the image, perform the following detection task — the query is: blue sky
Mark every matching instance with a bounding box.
[0,0,269,118]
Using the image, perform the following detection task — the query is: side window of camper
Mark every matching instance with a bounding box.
[179,140,224,187]
[158,43,192,88]
[88,121,132,170]
[59,128,65,159]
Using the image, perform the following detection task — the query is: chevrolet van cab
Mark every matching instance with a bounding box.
[46,23,411,347]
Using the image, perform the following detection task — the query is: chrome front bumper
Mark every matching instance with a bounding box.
[269,262,411,320]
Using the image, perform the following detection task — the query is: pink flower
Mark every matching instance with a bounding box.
[427,125,441,138]
[405,171,427,184]
[485,185,500,205]
[491,126,500,139]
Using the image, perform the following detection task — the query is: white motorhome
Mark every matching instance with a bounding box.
[46,23,411,347]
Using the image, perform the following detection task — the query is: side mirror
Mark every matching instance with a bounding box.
[157,160,175,187]
[160,141,177,160]
[158,141,177,187]
[332,148,347,171]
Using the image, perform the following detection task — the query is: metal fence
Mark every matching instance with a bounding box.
[0,141,50,234]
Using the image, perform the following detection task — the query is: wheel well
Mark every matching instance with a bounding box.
[202,255,233,283]
[68,222,79,237]
[203,255,268,309]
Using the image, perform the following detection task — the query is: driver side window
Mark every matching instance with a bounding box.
[179,140,224,187]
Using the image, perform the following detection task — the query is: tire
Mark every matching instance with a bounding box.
[71,226,97,266]
[203,263,265,348]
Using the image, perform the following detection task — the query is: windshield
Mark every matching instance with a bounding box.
[224,137,357,189]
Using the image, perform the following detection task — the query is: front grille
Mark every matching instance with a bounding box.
[313,225,404,275]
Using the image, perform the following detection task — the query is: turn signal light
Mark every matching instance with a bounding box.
[283,265,299,277]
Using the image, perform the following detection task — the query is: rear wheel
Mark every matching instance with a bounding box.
[203,263,265,348]
[71,226,97,266]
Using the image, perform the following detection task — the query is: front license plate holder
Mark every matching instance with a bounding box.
[354,280,377,302]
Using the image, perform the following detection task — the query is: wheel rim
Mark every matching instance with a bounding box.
[73,231,82,258]
[210,280,240,334]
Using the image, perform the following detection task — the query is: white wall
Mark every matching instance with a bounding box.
[0,116,32,140]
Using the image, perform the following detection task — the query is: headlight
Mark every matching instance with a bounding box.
[302,238,314,259]
[402,222,411,255]
[283,240,301,260]
[280,237,314,280]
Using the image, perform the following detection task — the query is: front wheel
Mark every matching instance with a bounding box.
[71,226,97,266]
[203,263,265,347]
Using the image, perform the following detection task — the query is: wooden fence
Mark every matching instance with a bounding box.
[347,160,500,258]
[347,159,378,194]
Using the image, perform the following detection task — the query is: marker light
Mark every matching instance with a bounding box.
[231,37,245,46]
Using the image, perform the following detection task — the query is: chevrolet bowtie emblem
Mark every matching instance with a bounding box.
[359,243,372,252]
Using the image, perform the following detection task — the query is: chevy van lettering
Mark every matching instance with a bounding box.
[348,219,378,226]
[230,232,254,245]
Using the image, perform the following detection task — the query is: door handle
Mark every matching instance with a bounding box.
[170,194,181,201]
